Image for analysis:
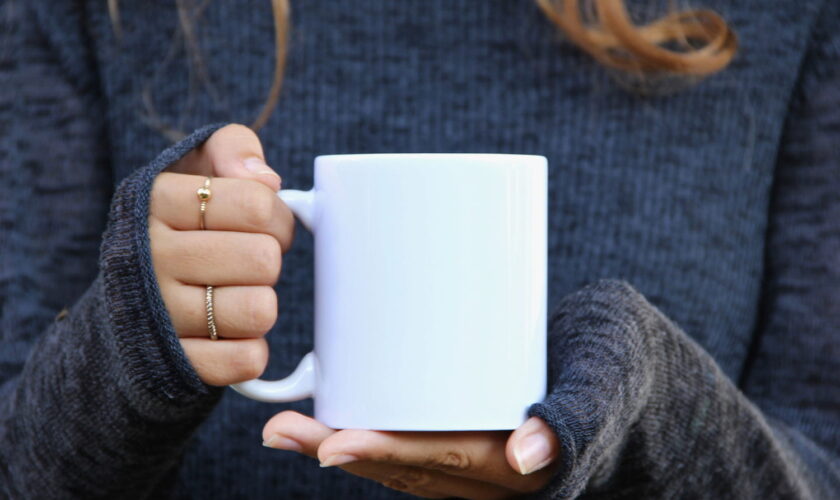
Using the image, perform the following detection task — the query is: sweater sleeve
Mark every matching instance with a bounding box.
[739,2,840,489]
[0,2,228,497]
[527,6,840,499]
[528,279,839,499]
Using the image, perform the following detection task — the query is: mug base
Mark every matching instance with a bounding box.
[317,416,527,432]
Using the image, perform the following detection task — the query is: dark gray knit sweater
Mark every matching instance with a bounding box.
[1,0,839,498]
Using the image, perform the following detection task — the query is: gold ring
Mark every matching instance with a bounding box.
[197,177,212,230]
[206,285,218,341]
[198,177,218,340]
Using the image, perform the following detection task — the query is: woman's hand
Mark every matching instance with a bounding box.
[149,124,294,385]
[262,411,560,499]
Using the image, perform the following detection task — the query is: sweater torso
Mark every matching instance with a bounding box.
[41,0,825,497]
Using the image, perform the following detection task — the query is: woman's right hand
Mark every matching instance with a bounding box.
[148,124,295,386]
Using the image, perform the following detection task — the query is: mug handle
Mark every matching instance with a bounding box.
[229,189,318,402]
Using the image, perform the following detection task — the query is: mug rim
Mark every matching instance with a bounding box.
[315,153,547,163]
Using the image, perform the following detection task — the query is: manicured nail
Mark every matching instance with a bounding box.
[319,454,358,468]
[243,157,280,177]
[263,435,303,452]
[513,431,553,475]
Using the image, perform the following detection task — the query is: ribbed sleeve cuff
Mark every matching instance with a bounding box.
[524,280,660,499]
[100,123,227,415]
[519,279,837,499]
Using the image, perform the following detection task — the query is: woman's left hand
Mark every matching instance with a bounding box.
[262,411,559,499]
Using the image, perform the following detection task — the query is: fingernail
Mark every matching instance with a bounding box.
[513,432,553,475]
[263,435,303,452]
[243,157,280,178]
[319,454,358,468]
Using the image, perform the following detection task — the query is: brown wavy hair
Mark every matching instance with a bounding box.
[110,0,736,139]
[537,0,736,75]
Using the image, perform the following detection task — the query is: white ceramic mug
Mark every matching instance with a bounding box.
[232,153,547,430]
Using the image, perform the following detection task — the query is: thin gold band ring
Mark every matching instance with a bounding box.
[197,177,218,340]
[206,285,218,341]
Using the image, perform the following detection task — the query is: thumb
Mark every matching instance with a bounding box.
[193,123,282,191]
[505,416,559,475]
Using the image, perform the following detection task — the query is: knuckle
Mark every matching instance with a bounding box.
[243,287,278,334]
[391,469,432,489]
[277,206,296,251]
[270,411,300,428]
[248,235,281,279]
[381,471,441,499]
[381,479,409,493]
[426,450,471,472]
[216,123,256,140]
[241,186,277,230]
[232,341,268,380]
[221,123,257,137]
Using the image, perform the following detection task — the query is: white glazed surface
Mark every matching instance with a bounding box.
[232,154,547,430]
